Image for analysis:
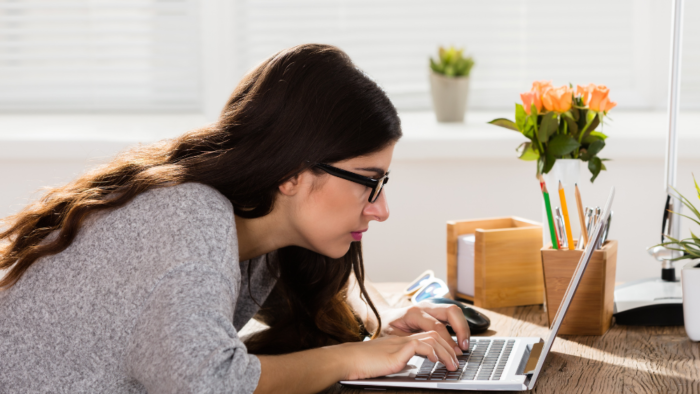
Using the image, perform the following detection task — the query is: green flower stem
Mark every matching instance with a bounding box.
[562,118,567,136]
[578,113,596,144]
[532,116,544,153]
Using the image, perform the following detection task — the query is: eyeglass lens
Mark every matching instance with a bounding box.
[370,179,386,203]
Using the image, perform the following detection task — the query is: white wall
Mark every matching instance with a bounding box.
[2,147,699,285]
[361,157,700,284]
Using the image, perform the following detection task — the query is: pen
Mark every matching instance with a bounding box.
[598,210,613,249]
[554,207,568,249]
[586,207,596,247]
[575,184,587,248]
[591,207,602,249]
[539,175,559,250]
[559,181,575,250]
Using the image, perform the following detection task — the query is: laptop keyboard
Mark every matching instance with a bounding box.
[414,339,515,381]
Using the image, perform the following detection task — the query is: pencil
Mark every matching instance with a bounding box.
[539,175,559,250]
[559,181,575,250]
[575,184,588,248]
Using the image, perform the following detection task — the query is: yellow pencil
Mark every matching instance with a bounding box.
[559,181,575,250]
[575,183,588,246]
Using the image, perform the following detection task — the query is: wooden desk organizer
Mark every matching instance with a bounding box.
[541,240,618,336]
[447,217,544,308]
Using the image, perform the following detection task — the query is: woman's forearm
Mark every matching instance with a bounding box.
[345,272,391,334]
[254,345,347,394]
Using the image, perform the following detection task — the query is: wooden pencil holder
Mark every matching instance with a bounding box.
[446,217,544,309]
[541,240,618,336]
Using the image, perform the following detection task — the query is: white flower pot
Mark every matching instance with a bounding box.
[541,159,581,248]
[429,71,470,123]
[682,260,700,341]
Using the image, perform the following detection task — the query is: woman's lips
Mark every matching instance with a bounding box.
[351,230,367,241]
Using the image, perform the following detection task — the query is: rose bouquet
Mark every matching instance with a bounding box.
[489,81,616,182]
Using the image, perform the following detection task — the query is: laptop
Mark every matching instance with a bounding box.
[340,187,615,391]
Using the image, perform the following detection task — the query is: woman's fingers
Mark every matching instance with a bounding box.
[409,307,463,355]
[417,302,471,351]
[409,332,459,370]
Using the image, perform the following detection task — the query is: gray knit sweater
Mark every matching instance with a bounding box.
[0,183,277,393]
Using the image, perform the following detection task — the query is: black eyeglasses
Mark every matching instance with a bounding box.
[314,163,389,203]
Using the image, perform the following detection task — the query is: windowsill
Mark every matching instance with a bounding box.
[1,111,699,160]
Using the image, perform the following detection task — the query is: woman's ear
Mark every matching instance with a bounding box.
[278,173,302,196]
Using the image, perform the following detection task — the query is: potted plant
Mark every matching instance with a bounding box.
[654,179,700,341]
[488,81,616,246]
[429,46,475,123]
[488,81,616,182]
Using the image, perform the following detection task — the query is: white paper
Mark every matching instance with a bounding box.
[456,234,475,297]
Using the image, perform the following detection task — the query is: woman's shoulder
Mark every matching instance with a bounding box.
[128,182,233,224]
[82,183,237,264]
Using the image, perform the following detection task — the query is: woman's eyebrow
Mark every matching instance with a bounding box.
[355,167,387,177]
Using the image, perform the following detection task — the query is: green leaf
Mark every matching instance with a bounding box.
[539,112,558,143]
[586,139,605,157]
[583,131,608,144]
[430,58,443,74]
[577,108,588,130]
[690,230,700,243]
[517,142,539,161]
[488,118,519,132]
[542,151,556,174]
[515,104,527,131]
[547,134,580,156]
[671,186,700,225]
[588,156,602,182]
[563,112,579,138]
[669,211,700,227]
[694,174,700,200]
[580,113,600,141]
[571,107,580,122]
[590,131,608,140]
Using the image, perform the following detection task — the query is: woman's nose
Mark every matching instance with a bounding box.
[363,189,390,222]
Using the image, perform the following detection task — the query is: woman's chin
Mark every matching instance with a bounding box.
[315,242,353,259]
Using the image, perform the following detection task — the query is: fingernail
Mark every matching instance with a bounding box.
[453,358,459,369]
[462,338,469,349]
[454,346,463,356]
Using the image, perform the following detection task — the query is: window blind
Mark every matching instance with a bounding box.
[232,0,700,111]
[0,0,200,112]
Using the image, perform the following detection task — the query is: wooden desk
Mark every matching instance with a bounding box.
[324,282,700,394]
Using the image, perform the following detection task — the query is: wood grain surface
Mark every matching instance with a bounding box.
[541,240,618,336]
[322,282,700,394]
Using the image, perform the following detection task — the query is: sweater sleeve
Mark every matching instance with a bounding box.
[125,264,261,394]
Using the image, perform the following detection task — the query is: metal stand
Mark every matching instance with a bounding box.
[613,0,685,326]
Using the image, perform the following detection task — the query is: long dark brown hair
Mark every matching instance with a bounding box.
[0,44,402,354]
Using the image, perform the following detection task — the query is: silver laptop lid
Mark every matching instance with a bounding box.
[527,187,615,390]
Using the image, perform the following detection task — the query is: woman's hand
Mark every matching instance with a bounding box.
[340,331,461,381]
[377,301,471,356]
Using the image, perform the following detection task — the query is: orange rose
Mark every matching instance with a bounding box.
[520,91,542,114]
[576,83,596,105]
[599,96,617,112]
[531,80,553,97]
[542,85,573,113]
[588,85,616,112]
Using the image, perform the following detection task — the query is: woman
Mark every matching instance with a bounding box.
[0,44,470,393]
